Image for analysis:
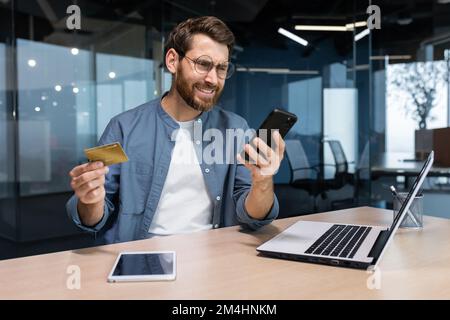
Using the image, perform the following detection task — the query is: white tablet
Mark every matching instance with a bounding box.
[107,251,176,282]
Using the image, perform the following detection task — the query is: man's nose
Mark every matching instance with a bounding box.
[204,66,219,85]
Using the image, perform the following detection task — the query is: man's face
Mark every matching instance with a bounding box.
[174,34,228,112]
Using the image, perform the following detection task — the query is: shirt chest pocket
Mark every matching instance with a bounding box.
[119,161,153,215]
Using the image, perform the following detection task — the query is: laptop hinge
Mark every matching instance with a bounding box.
[368,229,390,258]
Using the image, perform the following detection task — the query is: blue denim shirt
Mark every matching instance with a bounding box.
[66,95,279,244]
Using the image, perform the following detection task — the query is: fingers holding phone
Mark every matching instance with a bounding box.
[238,130,286,178]
[238,108,295,179]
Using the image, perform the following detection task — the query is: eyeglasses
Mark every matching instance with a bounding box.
[182,54,235,79]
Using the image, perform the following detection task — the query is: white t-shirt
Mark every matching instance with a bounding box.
[148,119,213,235]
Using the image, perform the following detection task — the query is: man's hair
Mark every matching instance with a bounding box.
[165,16,235,59]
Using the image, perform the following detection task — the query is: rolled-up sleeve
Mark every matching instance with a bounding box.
[66,118,122,234]
[232,120,279,230]
[65,194,111,233]
[235,188,279,230]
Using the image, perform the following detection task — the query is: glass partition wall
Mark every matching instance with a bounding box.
[2,0,165,242]
[0,1,16,241]
[369,0,450,217]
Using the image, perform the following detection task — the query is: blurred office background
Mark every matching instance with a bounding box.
[0,0,449,259]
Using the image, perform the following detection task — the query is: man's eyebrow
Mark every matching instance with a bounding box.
[216,58,230,64]
[197,56,229,64]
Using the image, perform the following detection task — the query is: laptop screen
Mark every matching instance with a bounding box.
[389,151,434,232]
[371,151,434,268]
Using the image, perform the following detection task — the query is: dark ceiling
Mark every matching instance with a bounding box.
[1,0,449,59]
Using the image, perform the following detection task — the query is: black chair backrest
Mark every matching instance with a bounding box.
[285,139,317,182]
[327,140,348,174]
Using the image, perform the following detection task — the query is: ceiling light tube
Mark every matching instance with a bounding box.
[278,28,309,46]
[345,21,368,30]
[295,25,347,32]
[355,28,370,41]
[296,21,368,32]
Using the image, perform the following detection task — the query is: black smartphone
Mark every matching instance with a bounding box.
[241,108,298,162]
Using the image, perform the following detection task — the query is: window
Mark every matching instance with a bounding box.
[16,38,160,196]
[386,61,449,153]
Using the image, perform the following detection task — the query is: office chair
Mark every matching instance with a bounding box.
[327,140,354,184]
[324,140,356,209]
[285,139,329,212]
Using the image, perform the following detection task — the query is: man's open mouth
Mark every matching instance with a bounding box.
[195,86,215,95]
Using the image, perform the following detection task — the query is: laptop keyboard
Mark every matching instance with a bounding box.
[304,224,372,258]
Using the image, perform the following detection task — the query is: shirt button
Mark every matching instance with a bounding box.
[216,196,221,201]
[205,168,210,173]
[195,140,201,145]
[197,118,202,123]
[214,224,219,229]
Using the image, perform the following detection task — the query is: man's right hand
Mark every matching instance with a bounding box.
[69,161,109,226]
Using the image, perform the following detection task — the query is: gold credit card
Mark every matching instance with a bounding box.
[84,142,129,166]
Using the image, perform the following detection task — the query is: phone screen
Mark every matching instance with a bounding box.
[112,253,175,276]
[241,109,297,162]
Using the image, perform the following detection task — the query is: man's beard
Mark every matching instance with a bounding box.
[175,67,223,112]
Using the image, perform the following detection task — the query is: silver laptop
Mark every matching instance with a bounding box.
[257,151,434,270]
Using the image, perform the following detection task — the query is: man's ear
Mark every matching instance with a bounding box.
[165,48,179,74]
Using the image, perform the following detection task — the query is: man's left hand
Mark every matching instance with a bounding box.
[237,130,285,183]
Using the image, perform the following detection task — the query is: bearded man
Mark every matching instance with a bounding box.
[66,16,285,244]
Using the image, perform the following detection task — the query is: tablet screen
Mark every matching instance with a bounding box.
[112,253,175,276]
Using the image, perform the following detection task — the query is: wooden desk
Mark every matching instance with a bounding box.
[1,207,450,299]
